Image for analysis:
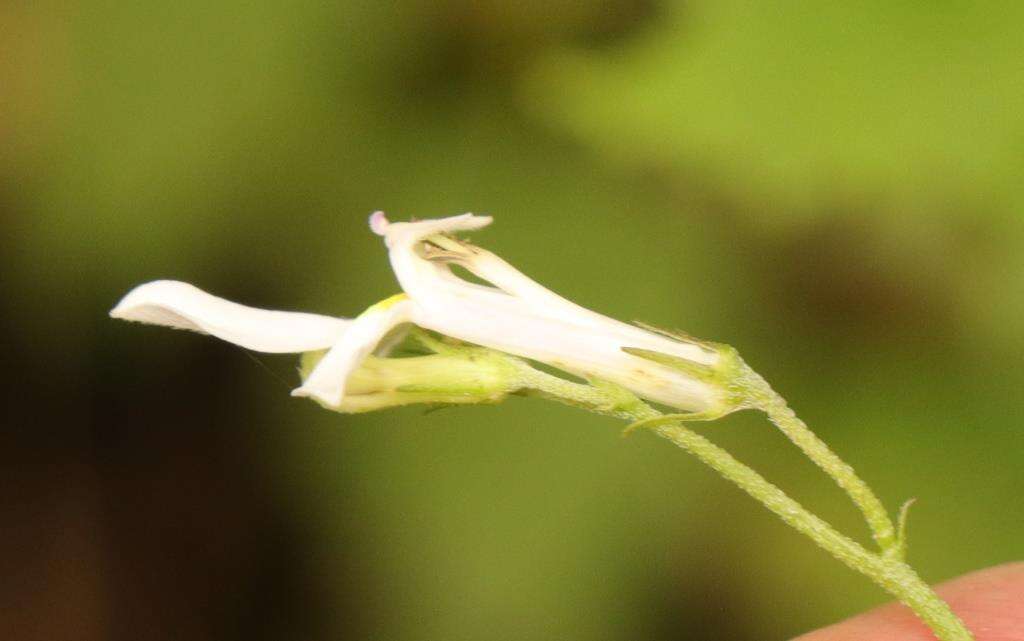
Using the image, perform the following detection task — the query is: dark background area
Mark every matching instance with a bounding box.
[2,2,1022,640]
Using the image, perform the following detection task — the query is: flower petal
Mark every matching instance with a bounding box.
[404,298,720,412]
[110,280,350,353]
[373,212,511,312]
[426,236,717,366]
[369,211,493,248]
[292,295,413,408]
[374,214,726,412]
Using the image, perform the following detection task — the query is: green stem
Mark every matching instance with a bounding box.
[516,366,972,640]
[635,408,970,641]
[734,364,898,552]
[758,386,897,552]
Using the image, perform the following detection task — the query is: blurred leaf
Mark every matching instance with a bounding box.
[527,1,1024,228]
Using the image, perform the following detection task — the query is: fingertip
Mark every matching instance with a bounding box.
[794,562,1024,641]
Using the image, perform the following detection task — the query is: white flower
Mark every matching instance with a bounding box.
[110,213,738,417]
[109,281,521,412]
[295,212,735,415]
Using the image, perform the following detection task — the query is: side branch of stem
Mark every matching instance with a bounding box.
[515,363,973,641]
[764,396,897,551]
[735,364,898,552]
[636,406,972,641]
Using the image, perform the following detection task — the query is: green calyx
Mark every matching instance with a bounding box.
[622,337,761,419]
[299,334,526,413]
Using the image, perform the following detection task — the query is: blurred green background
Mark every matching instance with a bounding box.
[2,2,1022,640]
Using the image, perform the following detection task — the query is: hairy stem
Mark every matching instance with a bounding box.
[516,364,972,640]
[763,389,897,552]
[632,407,971,641]
[736,364,897,551]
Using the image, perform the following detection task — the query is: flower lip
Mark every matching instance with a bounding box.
[110,280,350,353]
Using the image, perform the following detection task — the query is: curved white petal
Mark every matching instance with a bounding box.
[433,239,717,366]
[405,295,718,411]
[372,214,724,412]
[373,211,516,310]
[370,211,493,248]
[292,297,413,408]
[110,280,350,353]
